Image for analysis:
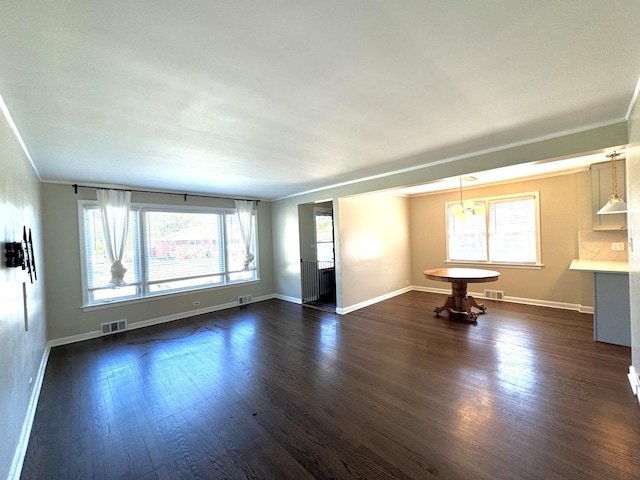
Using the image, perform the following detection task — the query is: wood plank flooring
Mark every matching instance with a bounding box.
[21,292,640,479]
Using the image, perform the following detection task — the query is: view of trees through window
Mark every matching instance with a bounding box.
[81,204,257,306]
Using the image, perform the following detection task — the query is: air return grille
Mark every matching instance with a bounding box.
[238,294,252,305]
[484,289,504,300]
[100,319,127,336]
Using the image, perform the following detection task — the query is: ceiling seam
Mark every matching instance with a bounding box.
[0,92,41,181]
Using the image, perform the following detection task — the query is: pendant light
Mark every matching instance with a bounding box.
[452,177,485,221]
[597,151,627,215]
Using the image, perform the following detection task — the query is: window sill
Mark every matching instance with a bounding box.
[81,279,261,312]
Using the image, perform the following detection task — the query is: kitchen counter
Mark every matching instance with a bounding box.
[569,259,629,273]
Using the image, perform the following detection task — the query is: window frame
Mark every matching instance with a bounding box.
[314,207,335,263]
[78,200,259,308]
[445,191,542,268]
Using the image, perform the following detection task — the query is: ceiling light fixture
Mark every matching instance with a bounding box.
[597,151,627,215]
[451,177,485,221]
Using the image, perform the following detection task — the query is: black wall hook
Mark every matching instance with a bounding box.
[5,242,25,268]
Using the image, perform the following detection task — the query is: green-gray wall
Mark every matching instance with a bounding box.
[41,183,274,341]
[0,110,47,479]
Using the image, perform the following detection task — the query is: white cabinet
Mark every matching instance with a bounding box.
[591,160,627,230]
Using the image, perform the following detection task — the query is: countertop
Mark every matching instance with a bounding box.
[569,259,629,273]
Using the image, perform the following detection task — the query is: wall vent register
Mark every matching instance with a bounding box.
[100,319,127,335]
[484,289,504,300]
[238,294,253,305]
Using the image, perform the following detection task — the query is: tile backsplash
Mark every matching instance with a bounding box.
[578,230,629,262]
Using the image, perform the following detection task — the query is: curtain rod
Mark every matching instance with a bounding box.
[72,184,260,203]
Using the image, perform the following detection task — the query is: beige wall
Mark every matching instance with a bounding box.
[575,169,596,308]
[0,108,47,479]
[338,193,411,308]
[411,172,593,308]
[41,183,275,341]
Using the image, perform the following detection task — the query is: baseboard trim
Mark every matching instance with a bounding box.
[412,286,452,296]
[337,287,412,315]
[48,294,276,348]
[9,344,50,480]
[629,366,640,406]
[412,286,590,313]
[272,294,302,304]
[49,288,593,349]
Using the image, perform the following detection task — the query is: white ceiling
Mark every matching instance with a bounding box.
[1,1,639,200]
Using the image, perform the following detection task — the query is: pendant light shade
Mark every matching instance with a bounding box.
[597,194,627,215]
[597,151,627,215]
[473,203,486,216]
[451,203,464,216]
[453,177,484,220]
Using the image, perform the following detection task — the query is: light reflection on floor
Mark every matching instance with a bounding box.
[312,314,341,390]
[494,328,538,395]
[318,316,339,361]
[452,325,539,441]
[89,318,260,421]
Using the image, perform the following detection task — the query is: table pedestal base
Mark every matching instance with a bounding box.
[434,281,486,322]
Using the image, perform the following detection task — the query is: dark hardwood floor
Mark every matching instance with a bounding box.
[21,292,640,479]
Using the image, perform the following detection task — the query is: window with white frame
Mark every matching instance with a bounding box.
[314,207,334,263]
[446,191,541,265]
[79,202,258,306]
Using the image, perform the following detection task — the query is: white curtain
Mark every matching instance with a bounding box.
[97,189,131,286]
[234,199,254,270]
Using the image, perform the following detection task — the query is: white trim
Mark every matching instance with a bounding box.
[49,289,597,348]
[628,366,640,400]
[337,287,411,315]
[412,286,452,296]
[412,286,589,313]
[577,305,594,314]
[272,294,302,304]
[49,294,276,347]
[48,329,103,348]
[8,345,50,480]
[445,191,541,266]
[276,284,592,316]
[503,295,582,312]
[78,200,260,308]
[625,74,640,121]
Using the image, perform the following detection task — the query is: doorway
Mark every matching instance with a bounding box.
[299,203,336,312]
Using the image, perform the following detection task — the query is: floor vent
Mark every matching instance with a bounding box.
[238,294,253,305]
[484,289,504,300]
[100,319,127,336]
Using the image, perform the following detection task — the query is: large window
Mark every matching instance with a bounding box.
[446,192,541,266]
[80,202,258,306]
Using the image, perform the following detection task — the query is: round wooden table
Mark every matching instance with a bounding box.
[423,268,500,322]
